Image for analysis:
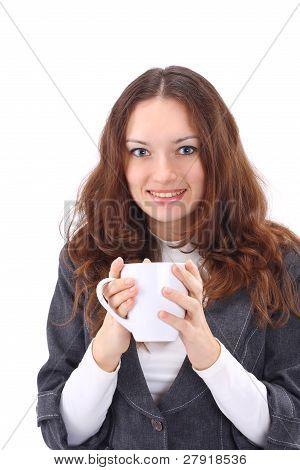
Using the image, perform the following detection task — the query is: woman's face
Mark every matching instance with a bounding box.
[124,97,205,241]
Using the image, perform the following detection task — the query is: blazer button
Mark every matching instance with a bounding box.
[151,419,163,431]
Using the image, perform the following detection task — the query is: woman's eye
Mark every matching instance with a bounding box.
[129,145,197,158]
[178,145,197,155]
[130,148,150,158]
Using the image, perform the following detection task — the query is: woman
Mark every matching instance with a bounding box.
[36,65,300,450]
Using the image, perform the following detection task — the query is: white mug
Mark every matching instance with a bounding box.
[96,262,188,342]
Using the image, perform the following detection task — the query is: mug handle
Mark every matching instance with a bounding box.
[96,277,131,330]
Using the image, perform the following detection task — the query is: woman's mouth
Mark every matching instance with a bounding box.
[147,189,187,203]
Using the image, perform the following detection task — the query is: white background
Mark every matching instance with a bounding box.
[0,0,299,461]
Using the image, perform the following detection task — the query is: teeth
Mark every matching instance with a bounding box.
[150,190,185,198]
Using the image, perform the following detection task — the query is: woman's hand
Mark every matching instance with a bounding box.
[159,259,221,371]
[93,257,151,371]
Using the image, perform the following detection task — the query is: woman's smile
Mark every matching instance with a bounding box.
[146,188,187,203]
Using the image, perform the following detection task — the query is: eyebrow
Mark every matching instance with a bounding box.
[126,135,200,145]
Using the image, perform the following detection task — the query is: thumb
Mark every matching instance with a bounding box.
[109,257,124,278]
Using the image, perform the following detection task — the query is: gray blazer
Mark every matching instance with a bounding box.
[36,244,300,450]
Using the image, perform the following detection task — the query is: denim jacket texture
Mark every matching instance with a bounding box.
[36,244,300,450]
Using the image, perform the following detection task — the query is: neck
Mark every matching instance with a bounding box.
[147,221,186,242]
[148,227,183,243]
[146,211,197,242]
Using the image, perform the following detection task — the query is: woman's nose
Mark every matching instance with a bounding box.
[152,156,177,179]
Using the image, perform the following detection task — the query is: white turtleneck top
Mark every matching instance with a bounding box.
[59,234,271,448]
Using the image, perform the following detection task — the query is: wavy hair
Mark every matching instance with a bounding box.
[55,65,300,351]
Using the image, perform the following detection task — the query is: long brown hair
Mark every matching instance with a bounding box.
[56,65,300,346]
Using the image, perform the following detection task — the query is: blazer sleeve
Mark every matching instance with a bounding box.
[233,249,300,450]
[36,244,112,450]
